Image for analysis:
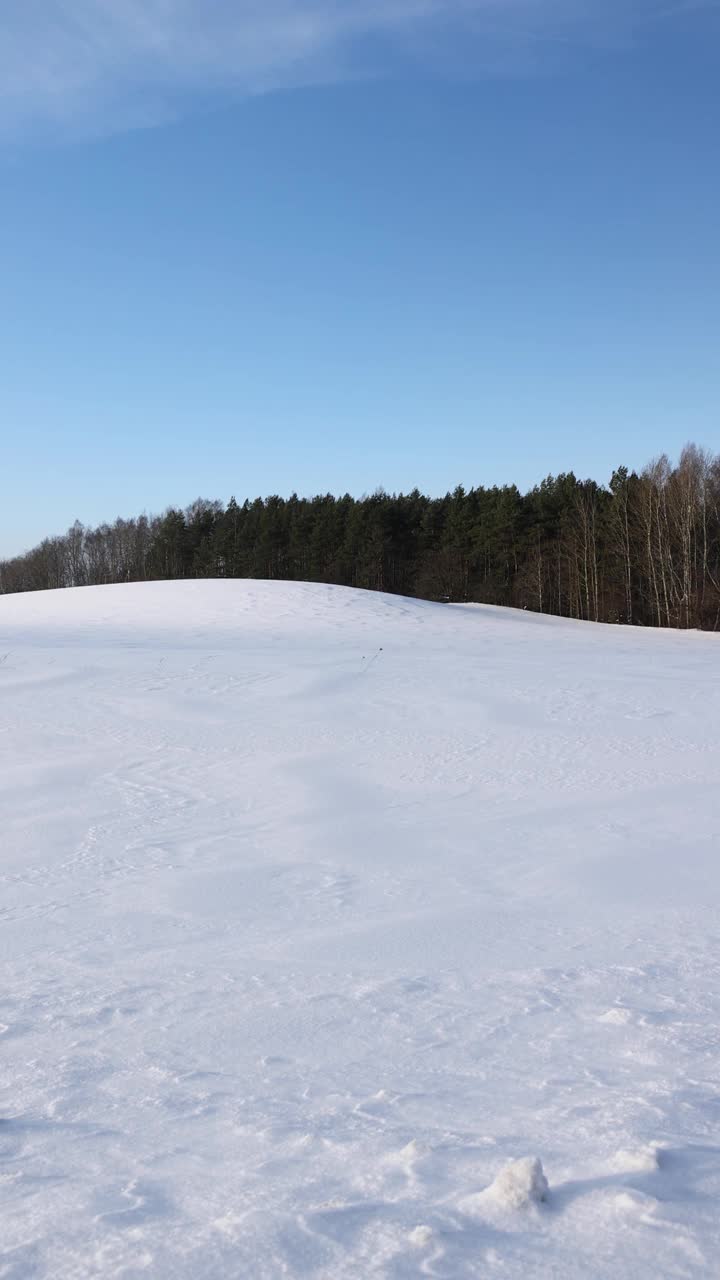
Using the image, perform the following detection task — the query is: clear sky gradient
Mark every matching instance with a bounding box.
[2,1,718,557]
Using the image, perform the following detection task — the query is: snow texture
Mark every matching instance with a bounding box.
[1,579,719,1279]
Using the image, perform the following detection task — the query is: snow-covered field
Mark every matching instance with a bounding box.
[1,580,719,1279]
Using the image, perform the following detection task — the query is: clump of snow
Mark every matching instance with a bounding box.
[611,1189,658,1216]
[598,1007,633,1025]
[392,1139,423,1162]
[408,1225,433,1248]
[490,1157,549,1209]
[611,1145,662,1174]
[470,1157,549,1212]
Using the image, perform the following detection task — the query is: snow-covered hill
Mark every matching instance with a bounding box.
[1,580,718,1278]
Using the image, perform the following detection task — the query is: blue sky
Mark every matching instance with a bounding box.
[2,1,719,557]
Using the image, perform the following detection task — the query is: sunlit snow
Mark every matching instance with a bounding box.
[1,580,718,1278]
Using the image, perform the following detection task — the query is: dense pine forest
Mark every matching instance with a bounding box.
[2,444,719,629]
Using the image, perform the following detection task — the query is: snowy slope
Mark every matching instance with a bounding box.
[1,580,719,1279]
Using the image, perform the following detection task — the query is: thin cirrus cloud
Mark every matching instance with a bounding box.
[0,0,714,139]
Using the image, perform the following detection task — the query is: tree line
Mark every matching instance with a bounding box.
[2,444,719,629]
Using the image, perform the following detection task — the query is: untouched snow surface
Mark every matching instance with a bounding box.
[1,580,719,1279]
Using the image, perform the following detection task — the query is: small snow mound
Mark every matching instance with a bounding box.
[612,1189,658,1215]
[383,1139,425,1175]
[610,1144,662,1174]
[395,1139,423,1162]
[598,1007,633,1025]
[486,1157,549,1210]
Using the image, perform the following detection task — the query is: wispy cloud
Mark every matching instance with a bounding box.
[0,1,715,140]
